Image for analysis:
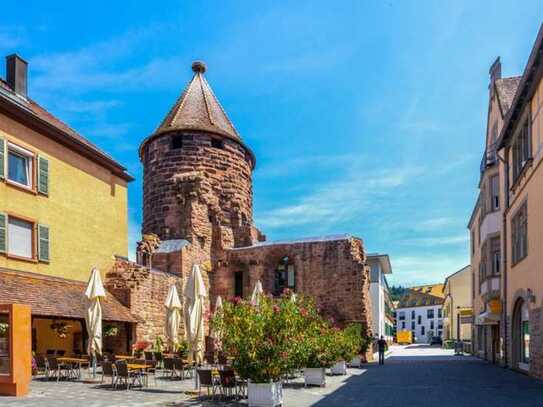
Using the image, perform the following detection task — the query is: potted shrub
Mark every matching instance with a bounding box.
[175,339,189,359]
[347,324,371,367]
[212,293,310,407]
[330,324,359,375]
[302,322,336,387]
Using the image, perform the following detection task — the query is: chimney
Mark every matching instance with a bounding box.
[489,56,502,85]
[6,54,28,98]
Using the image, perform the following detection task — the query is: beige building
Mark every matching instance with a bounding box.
[442,266,472,343]
[469,23,543,379]
[497,25,543,378]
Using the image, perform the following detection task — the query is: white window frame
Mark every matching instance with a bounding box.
[7,215,34,259]
[7,142,34,190]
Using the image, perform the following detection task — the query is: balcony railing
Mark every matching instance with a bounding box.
[480,143,497,173]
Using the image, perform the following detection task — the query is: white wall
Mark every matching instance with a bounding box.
[396,305,443,343]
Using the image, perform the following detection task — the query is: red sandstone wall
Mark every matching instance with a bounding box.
[141,131,254,248]
[214,238,372,331]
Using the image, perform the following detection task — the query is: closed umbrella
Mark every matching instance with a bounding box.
[164,284,182,351]
[251,280,264,306]
[85,268,106,378]
[184,264,207,364]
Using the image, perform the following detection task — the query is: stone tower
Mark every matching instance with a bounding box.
[140,61,262,254]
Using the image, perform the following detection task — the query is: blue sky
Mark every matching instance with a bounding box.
[2,1,542,286]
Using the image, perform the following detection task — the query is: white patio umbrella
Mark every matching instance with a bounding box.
[250,280,264,306]
[164,284,182,351]
[85,268,106,378]
[184,264,208,364]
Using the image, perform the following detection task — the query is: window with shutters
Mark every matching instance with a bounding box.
[7,142,33,190]
[0,214,49,262]
[0,139,50,196]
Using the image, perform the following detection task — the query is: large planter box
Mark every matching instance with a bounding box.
[304,367,326,387]
[330,361,347,375]
[248,381,283,407]
[348,356,362,367]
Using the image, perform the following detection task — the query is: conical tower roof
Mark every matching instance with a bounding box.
[154,61,241,140]
[140,61,255,168]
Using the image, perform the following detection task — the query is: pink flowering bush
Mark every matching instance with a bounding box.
[212,292,328,383]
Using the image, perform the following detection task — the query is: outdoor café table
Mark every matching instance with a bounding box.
[127,363,151,387]
[56,357,89,380]
[115,355,134,361]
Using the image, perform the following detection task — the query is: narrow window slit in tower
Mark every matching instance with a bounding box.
[171,135,184,149]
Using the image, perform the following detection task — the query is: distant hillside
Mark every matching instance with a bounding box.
[389,285,409,302]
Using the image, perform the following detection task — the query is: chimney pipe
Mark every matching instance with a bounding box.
[6,54,28,98]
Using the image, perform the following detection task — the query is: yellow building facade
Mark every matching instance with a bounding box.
[0,57,131,282]
[442,266,472,343]
[0,54,135,357]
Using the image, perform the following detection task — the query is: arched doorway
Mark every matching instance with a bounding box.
[274,256,296,296]
[512,298,530,370]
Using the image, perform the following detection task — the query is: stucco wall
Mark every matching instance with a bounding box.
[0,112,128,281]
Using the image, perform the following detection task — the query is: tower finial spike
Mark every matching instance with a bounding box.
[192,60,207,74]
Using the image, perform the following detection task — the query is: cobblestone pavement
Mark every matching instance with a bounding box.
[3,345,543,406]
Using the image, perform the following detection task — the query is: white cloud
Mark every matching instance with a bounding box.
[388,254,469,287]
[257,164,424,229]
[396,234,469,247]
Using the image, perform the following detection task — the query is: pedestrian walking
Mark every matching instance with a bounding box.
[377,335,388,365]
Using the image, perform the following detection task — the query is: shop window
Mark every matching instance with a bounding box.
[0,312,9,374]
[521,302,530,364]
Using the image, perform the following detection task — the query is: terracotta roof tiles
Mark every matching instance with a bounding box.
[0,267,136,322]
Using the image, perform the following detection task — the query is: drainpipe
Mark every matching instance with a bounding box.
[497,150,509,367]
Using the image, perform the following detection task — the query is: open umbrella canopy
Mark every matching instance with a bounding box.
[251,280,264,306]
[184,264,208,363]
[165,285,182,349]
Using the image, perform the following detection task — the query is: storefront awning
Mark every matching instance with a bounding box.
[0,267,136,323]
[475,311,500,325]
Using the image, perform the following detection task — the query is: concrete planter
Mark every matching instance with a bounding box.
[304,367,326,387]
[248,381,283,407]
[349,355,362,367]
[330,360,347,375]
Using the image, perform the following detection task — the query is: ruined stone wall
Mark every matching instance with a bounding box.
[141,131,254,248]
[105,258,183,343]
[106,247,214,346]
[213,238,372,332]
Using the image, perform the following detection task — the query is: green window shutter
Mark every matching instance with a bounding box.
[0,137,5,180]
[0,213,6,253]
[38,224,50,262]
[37,155,49,195]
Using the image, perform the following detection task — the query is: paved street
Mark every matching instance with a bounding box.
[3,345,543,406]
